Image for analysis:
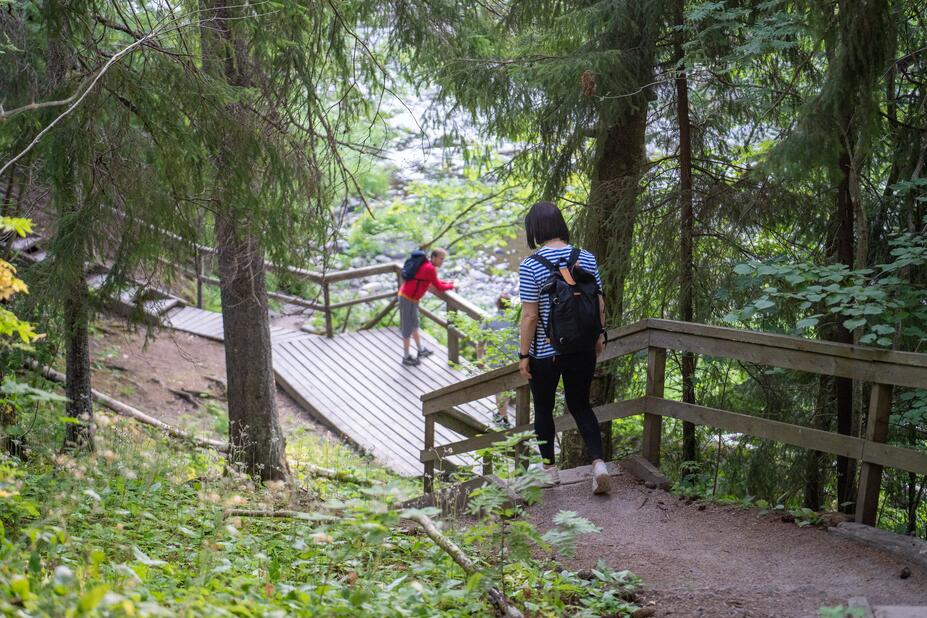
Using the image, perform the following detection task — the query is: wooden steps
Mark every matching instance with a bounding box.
[273,327,494,476]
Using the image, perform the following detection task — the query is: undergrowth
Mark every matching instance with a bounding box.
[1,399,640,616]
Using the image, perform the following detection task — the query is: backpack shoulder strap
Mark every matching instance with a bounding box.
[526,253,557,273]
[567,247,581,268]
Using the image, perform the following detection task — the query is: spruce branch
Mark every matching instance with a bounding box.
[0,15,182,178]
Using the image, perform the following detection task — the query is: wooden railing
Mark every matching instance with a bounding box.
[181,245,487,349]
[419,318,927,526]
[112,212,489,345]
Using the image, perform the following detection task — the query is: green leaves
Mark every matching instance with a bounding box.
[727,227,927,349]
[842,318,866,331]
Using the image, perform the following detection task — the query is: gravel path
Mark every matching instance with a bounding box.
[527,470,927,617]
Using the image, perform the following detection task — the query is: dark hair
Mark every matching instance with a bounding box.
[496,292,511,311]
[430,247,447,260]
[524,201,569,249]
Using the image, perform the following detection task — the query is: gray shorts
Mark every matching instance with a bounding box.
[399,296,419,339]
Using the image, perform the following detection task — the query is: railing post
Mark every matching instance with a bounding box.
[513,384,531,469]
[482,453,493,477]
[855,383,894,525]
[642,346,666,466]
[322,281,333,338]
[194,248,204,309]
[424,413,435,494]
[446,299,459,364]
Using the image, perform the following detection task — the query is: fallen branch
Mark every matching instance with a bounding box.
[28,361,229,452]
[28,361,375,486]
[298,462,374,486]
[230,507,523,617]
[225,508,316,521]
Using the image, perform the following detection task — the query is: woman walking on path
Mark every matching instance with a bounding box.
[517,201,611,494]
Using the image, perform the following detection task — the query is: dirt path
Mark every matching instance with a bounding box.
[528,471,927,617]
[88,316,324,438]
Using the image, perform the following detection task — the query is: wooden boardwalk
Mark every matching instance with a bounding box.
[162,306,312,346]
[161,305,494,476]
[274,327,494,477]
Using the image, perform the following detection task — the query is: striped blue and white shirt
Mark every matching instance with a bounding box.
[518,245,603,359]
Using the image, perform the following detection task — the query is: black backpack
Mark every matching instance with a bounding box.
[528,248,602,355]
[401,250,428,281]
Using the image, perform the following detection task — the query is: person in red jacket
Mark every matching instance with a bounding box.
[398,248,456,366]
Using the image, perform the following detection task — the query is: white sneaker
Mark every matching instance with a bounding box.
[592,461,611,495]
[529,464,560,487]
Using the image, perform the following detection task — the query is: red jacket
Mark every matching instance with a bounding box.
[398,261,454,302]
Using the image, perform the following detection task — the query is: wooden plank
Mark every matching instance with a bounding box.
[619,455,671,490]
[322,262,399,283]
[649,329,927,389]
[360,298,397,330]
[856,383,894,525]
[169,308,217,331]
[647,318,927,368]
[370,326,472,385]
[829,522,927,572]
[362,328,496,425]
[275,339,419,458]
[311,330,472,459]
[332,330,451,424]
[423,415,435,492]
[642,347,666,466]
[514,384,531,468]
[648,397,865,460]
[266,289,324,311]
[434,409,488,437]
[285,336,426,455]
[647,397,927,475]
[273,342,419,474]
[861,441,927,477]
[328,291,397,310]
[433,290,488,321]
[322,282,333,337]
[422,398,647,462]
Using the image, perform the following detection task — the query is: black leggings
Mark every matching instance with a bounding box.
[528,350,604,465]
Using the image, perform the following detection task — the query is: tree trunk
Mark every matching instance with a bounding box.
[804,374,832,510]
[674,0,697,467]
[200,0,289,482]
[834,133,856,514]
[581,112,648,318]
[215,214,288,481]
[62,274,93,452]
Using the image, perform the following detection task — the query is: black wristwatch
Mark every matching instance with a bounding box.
[519,353,530,360]
[600,328,608,343]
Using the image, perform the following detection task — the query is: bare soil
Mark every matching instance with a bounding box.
[528,471,927,617]
[87,316,325,438]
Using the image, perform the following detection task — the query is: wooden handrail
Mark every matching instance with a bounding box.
[129,213,492,342]
[421,319,927,410]
[420,318,927,525]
